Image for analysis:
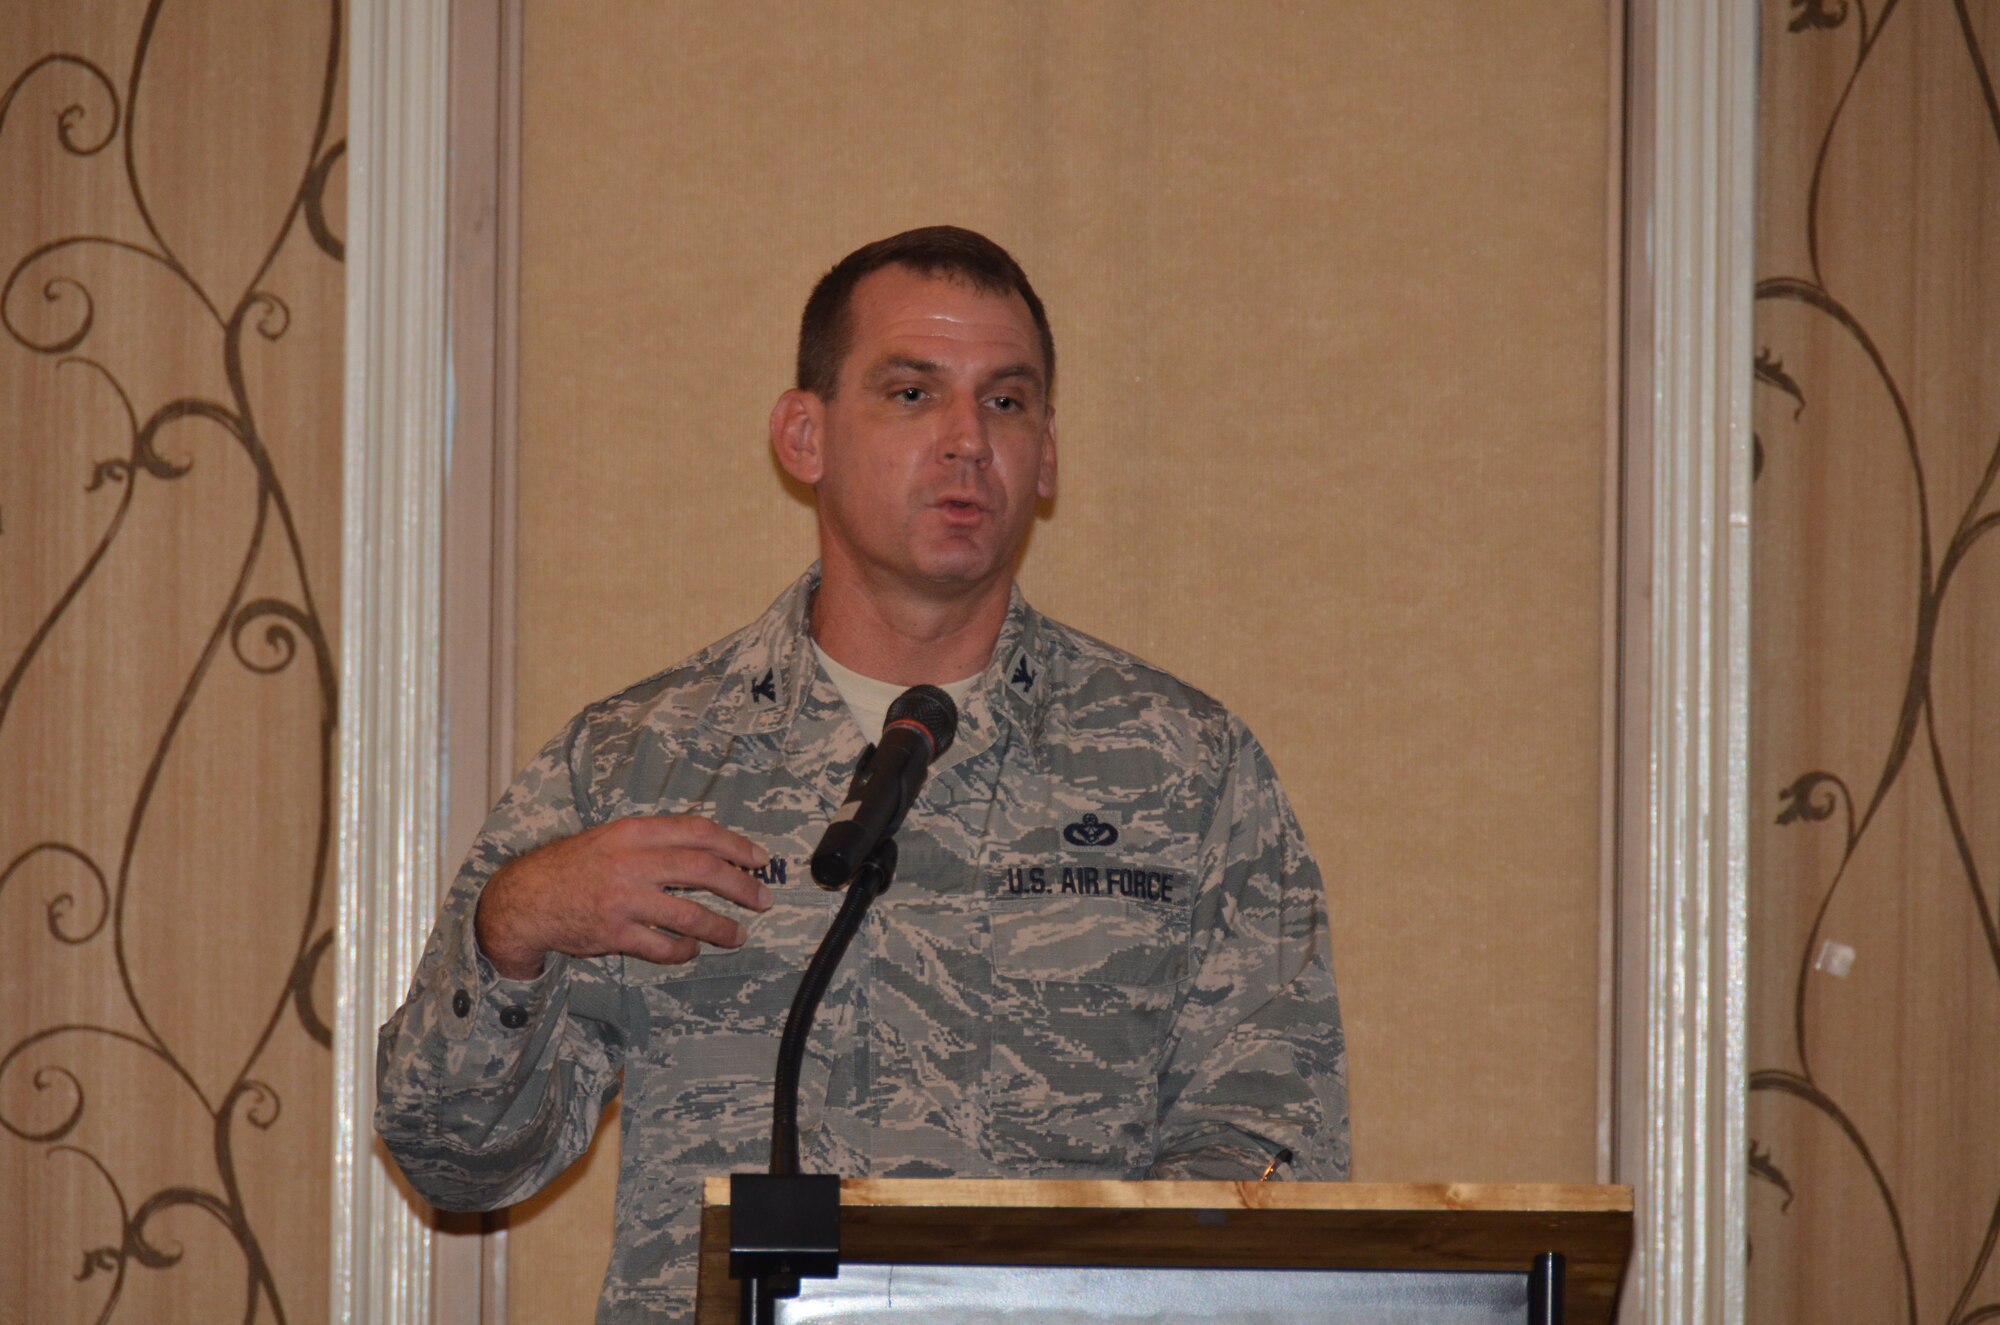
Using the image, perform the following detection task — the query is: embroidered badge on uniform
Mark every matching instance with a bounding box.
[1010,653,1037,693]
[1063,813,1119,847]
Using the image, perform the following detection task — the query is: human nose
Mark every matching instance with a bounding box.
[938,394,992,467]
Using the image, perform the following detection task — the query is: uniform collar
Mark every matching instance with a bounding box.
[703,568,821,737]
[954,580,1048,776]
[705,565,1052,786]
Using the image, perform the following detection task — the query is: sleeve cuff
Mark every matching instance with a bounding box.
[435,903,567,1041]
[475,948,568,1031]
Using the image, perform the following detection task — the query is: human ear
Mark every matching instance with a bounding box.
[1036,409,1058,501]
[770,389,824,485]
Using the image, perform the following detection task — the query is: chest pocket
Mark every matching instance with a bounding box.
[984,897,1187,1172]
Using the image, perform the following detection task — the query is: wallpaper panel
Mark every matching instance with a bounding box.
[512,3,1613,1318]
[0,3,345,1321]
[1750,0,2000,1320]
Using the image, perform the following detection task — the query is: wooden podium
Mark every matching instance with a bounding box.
[697,1179,1632,1324]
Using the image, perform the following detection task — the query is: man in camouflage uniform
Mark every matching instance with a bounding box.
[376,227,1348,1322]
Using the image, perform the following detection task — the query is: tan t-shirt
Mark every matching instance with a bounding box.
[812,641,979,742]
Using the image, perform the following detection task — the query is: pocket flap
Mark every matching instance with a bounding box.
[989,899,1186,987]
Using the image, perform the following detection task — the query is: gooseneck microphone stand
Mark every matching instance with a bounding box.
[731,685,955,1323]
[772,836,898,1177]
[730,836,899,1325]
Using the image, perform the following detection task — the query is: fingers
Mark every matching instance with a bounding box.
[620,892,758,970]
[630,890,748,950]
[499,815,781,971]
[602,817,774,912]
[622,924,700,968]
[623,814,770,873]
[653,846,773,912]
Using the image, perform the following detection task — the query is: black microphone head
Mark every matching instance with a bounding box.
[885,684,958,758]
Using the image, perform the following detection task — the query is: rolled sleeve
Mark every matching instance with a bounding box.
[1151,718,1351,1182]
[374,716,626,1211]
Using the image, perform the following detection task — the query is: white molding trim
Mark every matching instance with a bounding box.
[437,1,524,1320]
[333,2,452,1323]
[1615,1,1755,1322]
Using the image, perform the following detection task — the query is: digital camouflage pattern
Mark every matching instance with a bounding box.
[375,567,1349,1323]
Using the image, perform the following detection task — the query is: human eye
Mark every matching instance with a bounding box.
[988,394,1022,413]
[892,385,927,405]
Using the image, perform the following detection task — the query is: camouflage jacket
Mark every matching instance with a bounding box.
[375,568,1349,1322]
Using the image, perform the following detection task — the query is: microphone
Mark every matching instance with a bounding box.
[810,685,958,886]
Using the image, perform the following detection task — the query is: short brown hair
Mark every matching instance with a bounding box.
[796,226,1055,401]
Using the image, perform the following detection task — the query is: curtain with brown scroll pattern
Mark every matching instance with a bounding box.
[1750,1,2000,1320]
[0,3,344,1321]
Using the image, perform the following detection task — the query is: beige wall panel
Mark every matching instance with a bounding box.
[0,3,345,1322]
[515,3,1609,1314]
[1750,0,2000,1321]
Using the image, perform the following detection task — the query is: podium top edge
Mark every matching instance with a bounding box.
[702,1178,1633,1215]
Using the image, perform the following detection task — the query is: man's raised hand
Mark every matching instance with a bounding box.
[474,816,775,980]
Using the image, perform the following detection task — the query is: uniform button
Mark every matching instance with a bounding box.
[451,990,471,1018]
[499,1006,530,1030]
